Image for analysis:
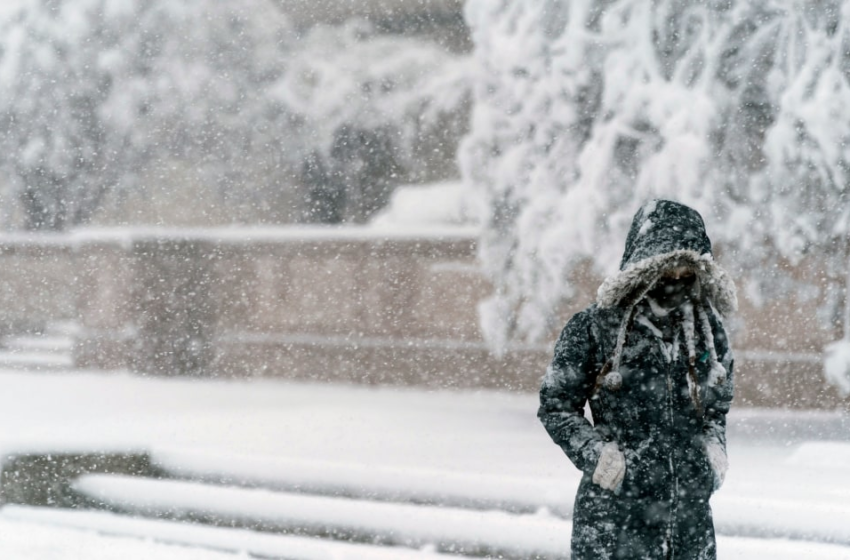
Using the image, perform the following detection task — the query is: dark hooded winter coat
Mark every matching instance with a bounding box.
[539,200,736,560]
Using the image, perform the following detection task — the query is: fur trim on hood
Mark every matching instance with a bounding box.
[597,249,738,317]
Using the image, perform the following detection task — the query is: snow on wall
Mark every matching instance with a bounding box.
[823,340,850,397]
[369,182,484,229]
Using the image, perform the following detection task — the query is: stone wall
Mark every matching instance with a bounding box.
[71,228,525,386]
[0,228,847,410]
[0,236,76,334]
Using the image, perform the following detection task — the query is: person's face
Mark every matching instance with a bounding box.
[662,266,695,281]
[649,267,696,306]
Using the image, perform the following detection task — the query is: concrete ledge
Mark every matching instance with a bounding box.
[213,336,546,392]
[74,333,135,371]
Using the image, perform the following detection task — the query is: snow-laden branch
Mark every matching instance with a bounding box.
[462,0,850,396]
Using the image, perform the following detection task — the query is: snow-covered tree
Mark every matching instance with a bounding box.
[277,20,472,222]
[462,0,850,394]
[746,1,850,396]
[461,0,735,349]
[0,0,294,230]
[0,2,471,229]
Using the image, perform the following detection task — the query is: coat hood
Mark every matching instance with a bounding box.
[596,200,737,317]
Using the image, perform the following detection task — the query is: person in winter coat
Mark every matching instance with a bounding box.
[539,200,736,560]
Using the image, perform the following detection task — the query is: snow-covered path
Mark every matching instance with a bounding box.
[0,369,847,558]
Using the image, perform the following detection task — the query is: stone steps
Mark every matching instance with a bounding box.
[0,452,566,559]
[71,473,569,558]
[3,451,850,559]
[0,323,76,371]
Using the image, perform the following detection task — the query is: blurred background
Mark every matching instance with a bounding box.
[0,0,847,410]
[0,2,848,557]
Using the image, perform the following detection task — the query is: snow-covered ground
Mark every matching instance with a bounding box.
[0,366,848,559]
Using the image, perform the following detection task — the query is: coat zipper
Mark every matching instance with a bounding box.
[665,362,678,560]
